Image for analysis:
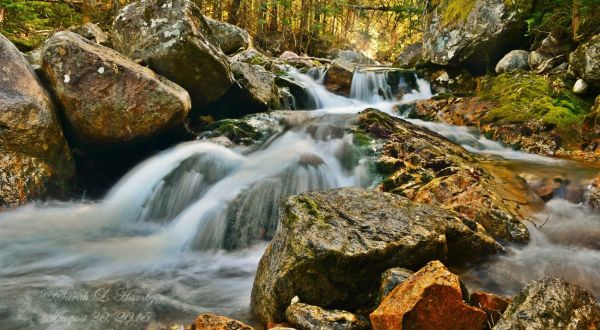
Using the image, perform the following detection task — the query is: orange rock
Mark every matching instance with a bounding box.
[370,260,487,330]
[470,292,511,328]
[193,313,253,330]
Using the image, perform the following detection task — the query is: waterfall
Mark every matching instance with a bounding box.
[306,66,327,84]
[285,67,359,109]
[350,70,394,103]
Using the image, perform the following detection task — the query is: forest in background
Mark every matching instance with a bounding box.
[0,0,599,61]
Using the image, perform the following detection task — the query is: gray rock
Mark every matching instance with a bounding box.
[230,48,270,67]
[274,75,314,110]
[569,34,600,88]
[68,22,109,45]
[41,31,191,147]
[251,187,500,324]
[378,268,414,302]
[422,0,532,68]
[112,0,234,106]
[495,50,529,73]
[285,303,369,330]
[335,49,376,65]
[323,60,356,96]
[206,17,251,55]
[527,51,550,71]
[493,277,600,330]
[0,33,74,208]
[539,33,574,56]
[395,42,422,68]
[201,61,280,118]
[573,79,589,94]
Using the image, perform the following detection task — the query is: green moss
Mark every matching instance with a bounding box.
[479,72,592,146]
[296,196,329,229]
[203,119,261,145]
[352,132,372,147]
[432,0,476,26]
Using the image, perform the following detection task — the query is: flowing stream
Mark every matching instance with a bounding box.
[0,67,599,329]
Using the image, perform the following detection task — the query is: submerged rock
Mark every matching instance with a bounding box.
[323,60,356,96]
[112,0,234,106]
[495,50,529,73]
[68,22,109,45]
[206,17,250,55]
[41,31,191,148]
[357,109,538,242]
[193,313,253,330]
[251,187,500,325]
[285,303,370,330]
[0,33,74,208]
[569,34,600,88]
[494,277,600,329]
[370,261,487,330]
[422,0,532,69]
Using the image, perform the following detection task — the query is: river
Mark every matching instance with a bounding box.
[0,67,598,329]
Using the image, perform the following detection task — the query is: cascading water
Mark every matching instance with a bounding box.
[1,66,599,329]
[350,69,394,103]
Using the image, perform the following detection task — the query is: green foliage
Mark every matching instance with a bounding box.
[0,0,81,50]
[525,0,600,42]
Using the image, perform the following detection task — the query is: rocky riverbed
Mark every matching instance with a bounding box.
[1,0,600,329]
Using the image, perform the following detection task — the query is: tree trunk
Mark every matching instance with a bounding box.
[269,0,278,32]
[229,0,241,24]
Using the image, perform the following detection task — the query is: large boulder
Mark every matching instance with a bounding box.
[569,34,600,88]
[200,61,280,118]
[251,187,500,325]
[112,0,234,106]
[205,17,251,55]
[395,43,422,68]
[357,109,538,242]
[0,33,74,208]
[41,31,191,147]
[323,60,356,96]
[285,303,370,330]
[422,0,532,69]
[495,50,529,73]
[494,277,600,329]
[335,50,376,65]
[370,261,487,330]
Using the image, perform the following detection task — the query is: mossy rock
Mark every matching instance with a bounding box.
[479,71,592,148]
[201,118,262,145]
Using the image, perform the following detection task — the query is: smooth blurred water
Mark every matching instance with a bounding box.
[0,67,598,329]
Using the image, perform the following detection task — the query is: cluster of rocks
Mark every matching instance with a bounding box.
[394,0,600,164]
[187,181,599,329]
[0,0,338,208]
